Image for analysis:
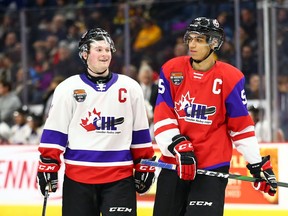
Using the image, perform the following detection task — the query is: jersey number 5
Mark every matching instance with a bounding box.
[241,89,247,105]
[158,79,165,94]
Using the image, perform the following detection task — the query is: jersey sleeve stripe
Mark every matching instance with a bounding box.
[40,129,68,147]
[130,143,152,149]
[39,143,66,152]
[231,131,255,141]
[132,129,151,144]
[154,118,178,131]
[230,125,255,137]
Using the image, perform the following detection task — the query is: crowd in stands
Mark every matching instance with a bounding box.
[1,0,288,143]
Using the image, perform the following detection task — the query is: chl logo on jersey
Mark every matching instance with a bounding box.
[174,92,216,125]
[170,72,184,85]
[80,108,124,132]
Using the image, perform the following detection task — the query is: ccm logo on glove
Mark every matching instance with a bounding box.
[177,143,193,150]
[138,165,156,172]
[38,163,59,172]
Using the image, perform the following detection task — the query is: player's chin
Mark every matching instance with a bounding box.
[99,61,110,67]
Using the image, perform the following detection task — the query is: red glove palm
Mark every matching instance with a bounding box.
[168,135,197,180]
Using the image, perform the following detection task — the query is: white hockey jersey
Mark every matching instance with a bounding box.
[38,73,154,184]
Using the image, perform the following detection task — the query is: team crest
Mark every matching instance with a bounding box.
[73,89,87,102]
[170,72,184,85]
[80,107,124,133]
[174,92,216,125]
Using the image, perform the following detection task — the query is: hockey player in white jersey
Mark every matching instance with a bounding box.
[37,28,155,216]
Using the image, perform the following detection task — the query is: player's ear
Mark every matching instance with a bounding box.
[210,37,220,50]
[82,51,88,60]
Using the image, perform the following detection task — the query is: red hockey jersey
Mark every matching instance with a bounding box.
[154,56,261,170]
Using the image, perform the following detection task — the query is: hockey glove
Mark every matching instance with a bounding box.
[168,134,197,181]
[134,156,156,195]
[247,155,277,196]
[37,155,60,196]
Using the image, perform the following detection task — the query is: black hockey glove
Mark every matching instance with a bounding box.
[247,155,277,196]
[37,155,60,196]
[134,156,156,195]
[168,134,197,181]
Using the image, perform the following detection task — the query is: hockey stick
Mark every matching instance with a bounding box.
[41,186,49,216]
[140,159,288,188]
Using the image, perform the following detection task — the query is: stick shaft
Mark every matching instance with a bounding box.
[140,159,288,188]
[41,188,49,216]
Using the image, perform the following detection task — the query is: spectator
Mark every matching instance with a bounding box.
[41,75,65,121]
[248,106,285,142]
[173,42,188,57]
[132,14,163,67]
[29,47,54,103]
[133,16,162,52]
[137,63,158,111]
[53,41,85,78]
[241,44,258,79]
[217,40,235,64]
[277,74,288,140]
[26,113,43,145]
[0,80,22,126]
[217,11,234,42]
[121,64,138,80]
[240,8,257,41]
[246,73,263,100]
[9,106,31,144]
[0,121,11,144]
[2,31,19,54]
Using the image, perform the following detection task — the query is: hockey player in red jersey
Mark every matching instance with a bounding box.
[36,28,155,216]
[153,17,277,216]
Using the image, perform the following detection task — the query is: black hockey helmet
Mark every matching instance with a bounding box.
[78,28,116,54]
[184,17,224,50]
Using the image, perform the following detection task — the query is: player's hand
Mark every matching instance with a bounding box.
[134,156,156,195]
[247,155,277,196]
[168,135,197,181]
[37,155,60,196]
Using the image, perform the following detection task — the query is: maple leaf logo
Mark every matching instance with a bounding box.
[80,108,101,131]
[175,92,194,112]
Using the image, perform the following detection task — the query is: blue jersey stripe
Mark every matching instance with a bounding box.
[40,129,68,147]
[64,148,132,162]
[132,129,151,144]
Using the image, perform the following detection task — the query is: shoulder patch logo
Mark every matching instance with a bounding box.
[73,89,87,102]
[170,72,183,85]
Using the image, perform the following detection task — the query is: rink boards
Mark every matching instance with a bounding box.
[0,144,287,216]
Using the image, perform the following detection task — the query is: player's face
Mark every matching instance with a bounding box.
[186,33,210,61]
[86,40,112,75]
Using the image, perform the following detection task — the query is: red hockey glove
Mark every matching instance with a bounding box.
[168,135,197,181]
[37,155,60,196]
[134,156,156,195]
[247,155,277,196]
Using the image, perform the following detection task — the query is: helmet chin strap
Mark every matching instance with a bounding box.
[84,54,111,84]
[87,66,107,75]
[192,48,214,64]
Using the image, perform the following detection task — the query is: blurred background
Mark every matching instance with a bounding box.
[0,0,288,215]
